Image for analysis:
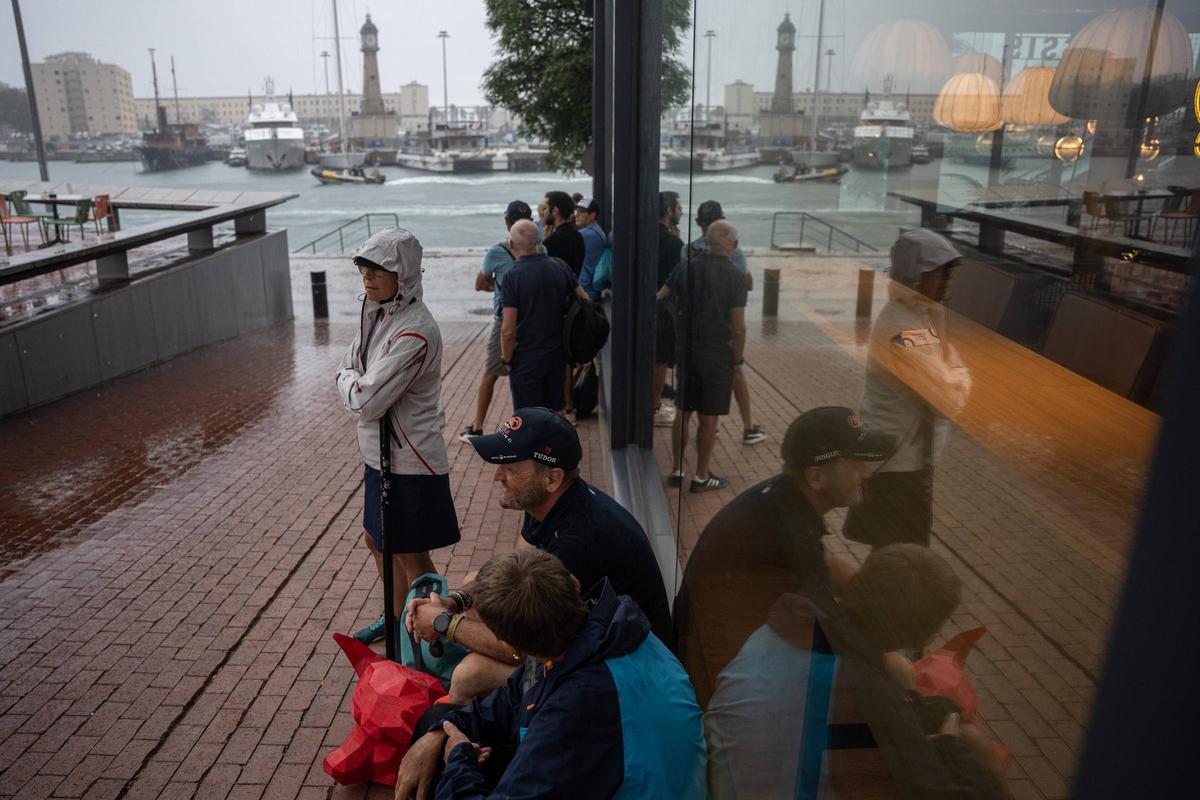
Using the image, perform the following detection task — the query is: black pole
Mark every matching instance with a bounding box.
[310,271,329,318]
[379,414,397,661]
[11,0,49,182]
[591,0,608,229]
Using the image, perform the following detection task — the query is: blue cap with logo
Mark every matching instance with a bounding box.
[469,407,583,471]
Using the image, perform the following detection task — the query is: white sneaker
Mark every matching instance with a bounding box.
[653,405,676,427]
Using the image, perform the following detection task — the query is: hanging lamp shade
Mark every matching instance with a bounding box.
[1049,8,1194,125]
[934,73,1003,133]
[1002,66,1070,126]
[849,20,952,94]
[954,52,1003,84]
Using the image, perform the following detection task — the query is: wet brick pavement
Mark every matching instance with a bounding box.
[0,314,609,800]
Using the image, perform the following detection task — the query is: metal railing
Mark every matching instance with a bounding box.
[769,211,878,254]
[292,213,400,254]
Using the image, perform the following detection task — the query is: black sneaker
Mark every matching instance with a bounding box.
[690,474,729,493]
[352,614,387,645]
[457,426,483,444]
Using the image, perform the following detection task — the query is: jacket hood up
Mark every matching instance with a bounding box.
[353,227,425,303]
[888,229,959,289]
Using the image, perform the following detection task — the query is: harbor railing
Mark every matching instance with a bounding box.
[292,213,401,255]
[769,211,879,254]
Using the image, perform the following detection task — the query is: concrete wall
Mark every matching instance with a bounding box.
[0,230,292,418]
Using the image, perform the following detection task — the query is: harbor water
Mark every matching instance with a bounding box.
[0,158,953,252]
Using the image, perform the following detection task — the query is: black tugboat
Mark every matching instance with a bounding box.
[134,52,208,172]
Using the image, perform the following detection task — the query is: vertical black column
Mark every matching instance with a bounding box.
[608,0,662,450]
[591,0,608,229]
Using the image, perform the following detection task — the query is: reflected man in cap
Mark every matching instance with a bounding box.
[407,407,671,705]
[674,406,894,706]
[680,200,767,446]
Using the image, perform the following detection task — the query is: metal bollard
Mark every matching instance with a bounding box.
[311,271,329,319]
[856,269,875,319]
[762,268,780,317]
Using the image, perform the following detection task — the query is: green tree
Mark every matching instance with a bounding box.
[482,0,691,174]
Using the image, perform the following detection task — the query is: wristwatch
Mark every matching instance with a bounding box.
[433,611,454,638]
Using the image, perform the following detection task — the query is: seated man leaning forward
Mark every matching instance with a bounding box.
[407,407,672,704]
[396,548,707,800]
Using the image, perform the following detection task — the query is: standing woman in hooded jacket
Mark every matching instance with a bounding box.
[336,228,461,645]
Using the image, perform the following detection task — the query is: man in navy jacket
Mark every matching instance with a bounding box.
[394,549,706,800]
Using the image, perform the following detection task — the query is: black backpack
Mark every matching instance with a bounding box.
[553,258,610,364]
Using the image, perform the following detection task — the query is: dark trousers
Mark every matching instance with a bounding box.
[509,358,566,412]
[843,468,934,548]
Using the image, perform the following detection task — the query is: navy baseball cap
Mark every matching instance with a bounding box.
[470,407,582,471]
[782,406,895,468]
[505,200,532,221]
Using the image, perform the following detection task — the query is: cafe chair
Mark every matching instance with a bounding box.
[1102,196,1153,237]
[44,198,93,243]
[8,190,54,223]
[1081,191,1105,231]
[0,192,48,250]
[88,194,112,235]
[1153,189,1200,246]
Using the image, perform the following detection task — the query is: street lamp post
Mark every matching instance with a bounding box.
[438,31,450,128]
[11,0,48,181]
[320,50,331,94]
[704,30,716,125]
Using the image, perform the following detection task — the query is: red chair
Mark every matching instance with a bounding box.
[1155,189,1200,245]
[87,194,112,235]
[0,192,47,250]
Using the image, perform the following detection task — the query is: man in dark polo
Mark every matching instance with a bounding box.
[659,219,747,492]
[673,406,894,706]
[407,407,672,704]
[542,190,585,276]
[499,219,588,413]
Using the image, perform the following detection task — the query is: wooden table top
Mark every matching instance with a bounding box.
[789,270,1159,524]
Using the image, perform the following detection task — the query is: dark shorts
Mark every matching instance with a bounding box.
[680,351,733,416]
[509,357,566,411]
[363,466,461,553]
[843,468,934,548]
[655,305,675,367]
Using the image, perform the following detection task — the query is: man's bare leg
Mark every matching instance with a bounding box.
[696,414,719,479]
[448,652,520,705]
[472,372,500,431]
[653,363,670,409]
[733,368,753,430]
[672,410,692,474]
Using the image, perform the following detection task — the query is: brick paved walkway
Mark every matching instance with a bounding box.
[653,255,1141,800]
[0,315,608,800]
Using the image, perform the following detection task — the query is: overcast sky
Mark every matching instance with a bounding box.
[0,0,880,104]
[3,1,1181,105]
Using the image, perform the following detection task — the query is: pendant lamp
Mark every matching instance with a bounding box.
[934,73,1003,133]
[1002,66,1070,126]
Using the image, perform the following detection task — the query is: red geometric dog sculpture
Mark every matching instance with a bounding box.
[323,633,447,786]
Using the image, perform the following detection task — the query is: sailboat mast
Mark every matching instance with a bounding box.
[332,0,348,150]
[148,48,161,131]
[170,56,182,125]
[811,0,826,153]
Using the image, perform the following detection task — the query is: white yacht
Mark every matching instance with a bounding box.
[244,83,305,171]
[851,100,915,170]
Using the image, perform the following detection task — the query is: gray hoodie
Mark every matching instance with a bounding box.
[859,230,971,473]
[336,229,450,475]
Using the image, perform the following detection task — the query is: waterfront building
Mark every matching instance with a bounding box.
[31,52,137,138]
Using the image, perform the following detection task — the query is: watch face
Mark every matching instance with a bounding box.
[433,612,452,634]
